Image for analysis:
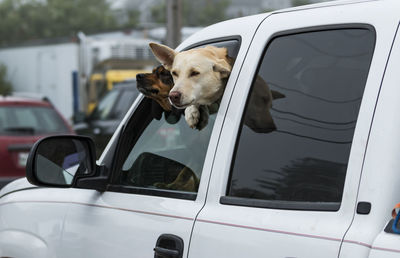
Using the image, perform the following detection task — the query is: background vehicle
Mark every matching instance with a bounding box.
[0,95,74,188]
[74,80,140,157]
[2,1,400,257]
[87,68,149,113]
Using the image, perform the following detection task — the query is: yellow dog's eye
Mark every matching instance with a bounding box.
[172,71,178,77]
[190,71,200,77]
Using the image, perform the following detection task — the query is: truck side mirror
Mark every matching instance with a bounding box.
[26,135,96,187]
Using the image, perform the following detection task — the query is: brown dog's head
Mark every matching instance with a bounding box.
[136,65,174,111]
[149,43,232,109]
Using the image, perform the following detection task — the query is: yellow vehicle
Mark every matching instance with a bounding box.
[87,69,149,113]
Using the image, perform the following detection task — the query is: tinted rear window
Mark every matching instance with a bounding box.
[226,28,375,210]
[0,106,70,135]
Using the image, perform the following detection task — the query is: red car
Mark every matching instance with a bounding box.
[0,96,74,188]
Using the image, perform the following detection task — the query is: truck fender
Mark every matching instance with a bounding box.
[0,230,52,258]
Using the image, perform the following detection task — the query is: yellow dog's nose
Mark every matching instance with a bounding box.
[169,91,181,105]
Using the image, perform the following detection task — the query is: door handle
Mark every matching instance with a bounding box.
[154,234,184,258]
[154,247,179,257]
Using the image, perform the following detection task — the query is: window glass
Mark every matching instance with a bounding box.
[90,89,120,120]
[112,40,240,196]
[0,106,69,135]
[114,88,139,119]
[228,29,375,207]
[119,103,215,193]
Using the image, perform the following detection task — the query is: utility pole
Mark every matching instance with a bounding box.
[77,31,88,114]
[166,0,182,48]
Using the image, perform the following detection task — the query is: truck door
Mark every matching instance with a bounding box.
[189,3,396,257]
[58,39,240,258]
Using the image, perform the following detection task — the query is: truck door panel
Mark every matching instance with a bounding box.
[189,3,397,257]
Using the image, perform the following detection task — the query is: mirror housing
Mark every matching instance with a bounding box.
[26,135,97,188]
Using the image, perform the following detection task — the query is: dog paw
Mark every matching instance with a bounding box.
[196,105,209,130]
[185,105,200,129]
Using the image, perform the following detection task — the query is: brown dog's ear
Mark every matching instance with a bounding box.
[271,90,285,100]
[213,59,231,79]
[149,43,176,70]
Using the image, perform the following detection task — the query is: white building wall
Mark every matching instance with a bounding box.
[0,43,79,121]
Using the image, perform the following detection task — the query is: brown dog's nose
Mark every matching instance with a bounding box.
[169,91,181,106]
[136,73,145,81]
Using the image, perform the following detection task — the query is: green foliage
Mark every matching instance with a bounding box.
[291,0,312,7]
[150,0,231,27]
[151,2,166,24]
[262,8,275,13]
[0,64,12,96]
[125,9,140,28]
[0,0,139,46]
[183,0,231,26]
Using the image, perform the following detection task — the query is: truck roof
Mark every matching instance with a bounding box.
[274,0,378,14]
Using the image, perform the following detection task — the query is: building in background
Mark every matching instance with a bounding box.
[0,40,78,121]
[0,32,158,121]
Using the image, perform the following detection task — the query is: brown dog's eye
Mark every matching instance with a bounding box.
[190,71,200,77]
[160,70,171,77]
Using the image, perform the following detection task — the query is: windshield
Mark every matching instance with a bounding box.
[89,89,120,120]
[90,86,138,121]
[0,106,70,135]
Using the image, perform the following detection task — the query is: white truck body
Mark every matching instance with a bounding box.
[1,0,400,257]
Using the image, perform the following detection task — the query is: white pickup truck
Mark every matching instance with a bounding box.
[1,0,400,257]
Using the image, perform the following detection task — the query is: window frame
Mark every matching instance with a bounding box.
[222,24,376,211]
[106,36,242,200]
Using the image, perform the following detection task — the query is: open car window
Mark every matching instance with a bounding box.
[108,39,240,199]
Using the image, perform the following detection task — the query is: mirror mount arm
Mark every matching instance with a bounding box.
[75,165,108,192]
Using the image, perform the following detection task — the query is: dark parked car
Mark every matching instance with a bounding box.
[0,95,74,188]
[74,80,139,157]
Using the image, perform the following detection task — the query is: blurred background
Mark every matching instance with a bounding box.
[0,0,333,187]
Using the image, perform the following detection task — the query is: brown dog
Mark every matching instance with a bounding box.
[137,66,210,128]
[136,67,199,192]
[149,43,232,129]
[136,65,174,111]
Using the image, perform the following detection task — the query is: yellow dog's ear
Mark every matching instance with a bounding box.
[149,43,176,70]
[213,59,231,79]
